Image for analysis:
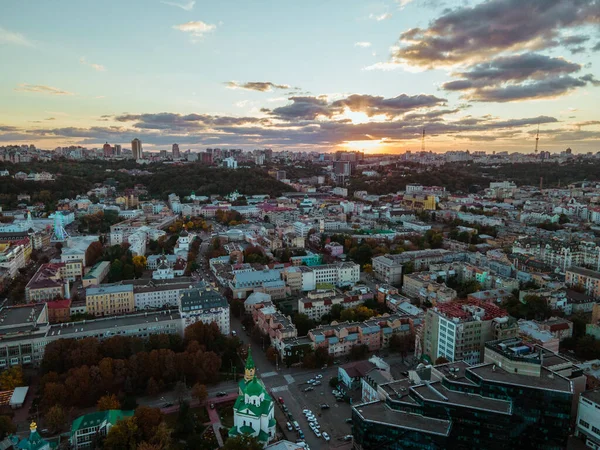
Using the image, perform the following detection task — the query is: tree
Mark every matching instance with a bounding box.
[329,376,339,388]
[45,405,67,433]
[0,415,16,439]
[265,347,278,363]
[330,304,344,320]
[0,366,24,390]
[134,406,164,443]
[104,417,139,450]
[97,394,121,411]
[191,383,208,404]
[85,241,104,266]
[222,435,263,450]
[292,313,316,336]
[435,356,449,365]
[132,255,147,277]
[349,344,369,361]
[146,377,160,396]
[174,381,188,405]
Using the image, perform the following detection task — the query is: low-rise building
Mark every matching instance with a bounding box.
[25,262,73,302]
[70,410,134,449]
[179,285,230,335]
[86,284,135,316]
[46,299,72,323]
[81,261,110,288]
[575,389,600,449]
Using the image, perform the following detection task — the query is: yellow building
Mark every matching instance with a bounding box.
[86,284,134,316]
[401,193,437,211]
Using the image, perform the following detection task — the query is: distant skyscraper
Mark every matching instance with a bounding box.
[114,144,122,156]
[172,143,180,159]
[131,138,142,160]
[103,142,112,158]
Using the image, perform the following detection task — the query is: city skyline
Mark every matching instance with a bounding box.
[1,0,600,153]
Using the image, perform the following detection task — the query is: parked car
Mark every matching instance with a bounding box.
[315,374,323,379]
[216,391,227,397]
[345,418,353,423]
[320,403,330,409]
[278,397,285,404]
[293,421,300,431]
[314,430,322,438]
[298,431,305,439]
[307,379,315,384]
[313,381,321,386]
[323,432,331,442]
[303,387,314,392]
[287,422,293,431]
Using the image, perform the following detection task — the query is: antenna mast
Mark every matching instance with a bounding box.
[421,128,425,152]
[535,124,540,153]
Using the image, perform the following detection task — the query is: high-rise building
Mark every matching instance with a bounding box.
[131,138,142,160]
[353,339,586,450]
[103,142,112,158]
[172,143,180,159]
[114,144,122,156]
[419,299,517,365]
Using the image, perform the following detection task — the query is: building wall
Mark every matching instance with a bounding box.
[86,290,135,316]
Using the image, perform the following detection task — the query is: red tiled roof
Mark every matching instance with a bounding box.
[46,299,71,309]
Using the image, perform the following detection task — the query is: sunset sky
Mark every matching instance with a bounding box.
[1,0,599,153]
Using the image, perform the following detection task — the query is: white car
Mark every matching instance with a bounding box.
[307,379,315,384]
[322,432,330,442]
[302,409,310,414]
[316,374,323,379]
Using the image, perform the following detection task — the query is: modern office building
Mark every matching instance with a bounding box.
[353,339,586,450]
[172,143,180,159]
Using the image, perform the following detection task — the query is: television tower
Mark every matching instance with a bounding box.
[421,128,425,152]
[534,124,539,153]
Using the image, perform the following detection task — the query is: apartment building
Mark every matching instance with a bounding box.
[419,300,517,365]
[25,262,78,302]
[229,268,283,299]
[513,239,600,272]
[372,255,404,285]
[86,284,135,316]
[308,314,420,359]
[566,266,600,299]
[179,285,230,335]
[402,273,457,305]
[0,242,26,277]
[297,289,358,321]
[253,303,298,356]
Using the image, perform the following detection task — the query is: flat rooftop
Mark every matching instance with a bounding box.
[353,401,451,436]
[47,310,181,337]
[468,363,572,393]
[412,382,511,414]
[581,389,600,405]
[567,266,600,279]
[0,304,46,328]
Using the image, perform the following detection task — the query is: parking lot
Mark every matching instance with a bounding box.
[273,372,353,449]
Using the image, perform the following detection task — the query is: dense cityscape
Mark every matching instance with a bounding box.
[2,0,600,449]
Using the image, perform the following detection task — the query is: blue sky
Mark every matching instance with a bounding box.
[1,0,599,153]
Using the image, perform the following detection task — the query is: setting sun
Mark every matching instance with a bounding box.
[343,108,370,124]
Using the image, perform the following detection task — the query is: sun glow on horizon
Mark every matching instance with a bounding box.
[343,108,370,124]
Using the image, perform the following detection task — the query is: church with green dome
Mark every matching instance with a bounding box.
[229,348,276,447]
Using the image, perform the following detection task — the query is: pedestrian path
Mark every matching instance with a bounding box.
[262,371,278,378]
[270,385,289,393]
[284,374,295,384]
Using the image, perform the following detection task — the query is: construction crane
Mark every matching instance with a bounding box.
[421,128,425,152]
[535,124,540,153]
